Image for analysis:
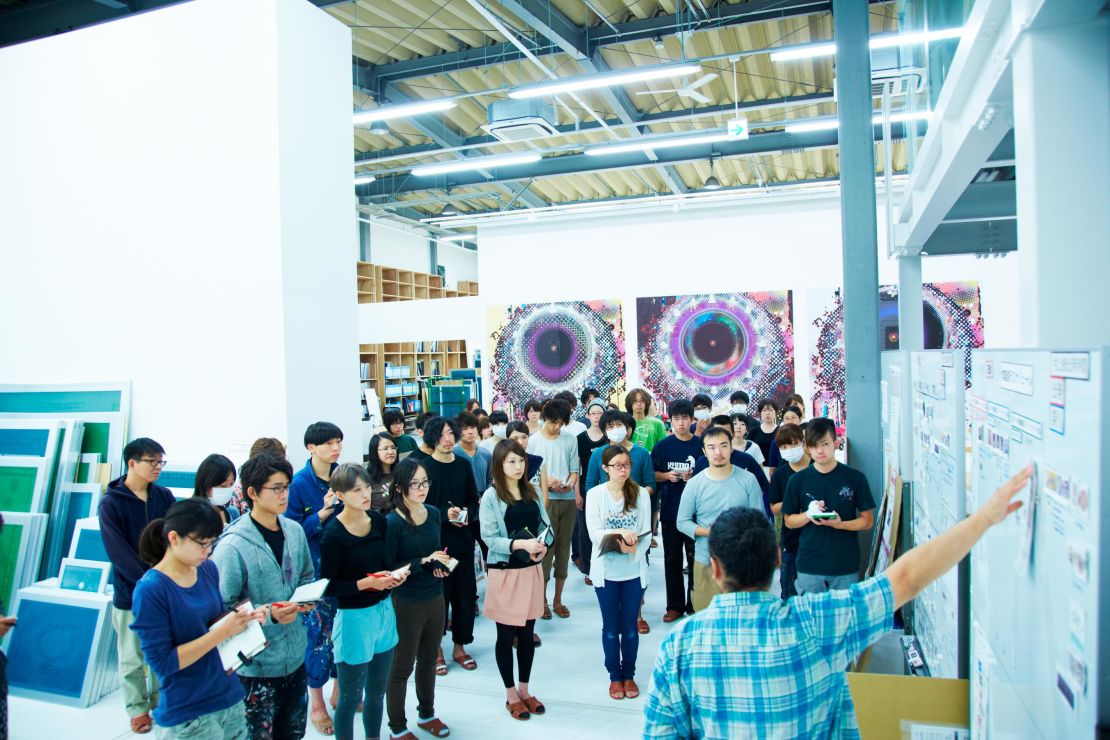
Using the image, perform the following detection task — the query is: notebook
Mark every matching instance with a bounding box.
[597,529,653,556]
[286,579,329,604]
[211,601,267,674]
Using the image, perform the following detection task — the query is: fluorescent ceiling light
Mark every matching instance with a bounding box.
[509,64,702,100]
[784,110,932,133]
[769,27,965,62]
[438,234,475,242]
[353,99,456,125]
[412,153,541,177]
[354,174,377,185]
[585,132,730,157]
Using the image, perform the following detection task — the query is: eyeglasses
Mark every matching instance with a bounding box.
[141,458,167,469]
[187,535,217,552]
[606,462,632,471]
[408,480,431,491]
[261,484,290,494]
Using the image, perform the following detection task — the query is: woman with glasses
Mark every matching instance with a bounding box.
[383,459,453,739]
[320,464,408,740]
[211,454,316,739]
[479,439,550,721]
[367,434,398,512]
[585,445,651,702]
[130,498,266,738]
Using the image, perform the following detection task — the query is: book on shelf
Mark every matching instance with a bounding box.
[416,360,425,376]
[360,363,370,380]
[431,360,440,375]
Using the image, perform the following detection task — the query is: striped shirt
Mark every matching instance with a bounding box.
[643,575,895,739]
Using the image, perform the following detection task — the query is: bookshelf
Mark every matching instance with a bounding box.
[356,262,479,304]
[359,340,471,428]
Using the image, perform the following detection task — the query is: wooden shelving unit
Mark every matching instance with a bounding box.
[356,262,478,304]
[359,340,471,427]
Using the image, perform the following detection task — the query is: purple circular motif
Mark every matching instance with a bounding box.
[525,321,583,383]
[669,302,757,383]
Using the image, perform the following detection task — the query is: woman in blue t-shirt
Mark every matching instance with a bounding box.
[131,498,266,738]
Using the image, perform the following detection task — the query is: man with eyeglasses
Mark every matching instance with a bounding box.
[98,437,177,735]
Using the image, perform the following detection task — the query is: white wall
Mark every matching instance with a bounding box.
[436,241,479,288]
[476,192,1020,406]
[368,221,430,273]
[0,0,360,469]
[357,298,484,368]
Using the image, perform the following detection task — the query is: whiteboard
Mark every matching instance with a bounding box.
[968,348,1107,738]
[910,350,967,679]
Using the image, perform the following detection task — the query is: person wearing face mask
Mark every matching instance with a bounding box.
[626,388,666,452]
[727,391,753,422]
[766,423,809,599]
[481,411,510,455]
[191,454,240,528]
[690,394,715,438]
[575,398,610,583]
[367,434,398,512]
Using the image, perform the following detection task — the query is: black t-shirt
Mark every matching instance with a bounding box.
[747,425,777,462]
[422,455,479,558]
[250,515,286,566]
[385,506,443,601]
[370,473,393,513]
[320,511,392,609]
[768,463,807,554]
[576,430,608,483]
[408,448,431,462]
[503,498,542,569]
[650,434,702,523]
[781,463,875,576]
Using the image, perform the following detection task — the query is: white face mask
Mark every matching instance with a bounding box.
[730,404,748,415]
[606,427,628,443]
[781,447,805,464]
[491,424,507,438]
[210,486,235,507]
[693,409,711,421]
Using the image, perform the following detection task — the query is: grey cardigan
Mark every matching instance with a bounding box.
[211,514,315,678]
[478,485,552,566]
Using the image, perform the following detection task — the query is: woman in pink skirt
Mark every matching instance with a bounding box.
[478,439,550,721]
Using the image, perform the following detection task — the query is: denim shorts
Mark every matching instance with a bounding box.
[794,571,859,595]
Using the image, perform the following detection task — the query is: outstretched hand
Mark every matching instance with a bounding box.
[978,465,1033,526]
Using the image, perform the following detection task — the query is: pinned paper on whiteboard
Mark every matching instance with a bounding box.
[1049,405,1066,435]
[1013,463,1037,577]
[1050,352,1090,380]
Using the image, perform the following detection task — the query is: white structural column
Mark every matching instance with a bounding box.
[897,255,924,352]
[1014,14,1110,347]
[0,0,361,468]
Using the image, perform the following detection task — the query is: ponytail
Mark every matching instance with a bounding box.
[138,498,223,565]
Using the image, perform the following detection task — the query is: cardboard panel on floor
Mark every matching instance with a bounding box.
[968,348,1108,738]
[847,673,969,737]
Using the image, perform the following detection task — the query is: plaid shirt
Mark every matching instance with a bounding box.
[643,575,894,739]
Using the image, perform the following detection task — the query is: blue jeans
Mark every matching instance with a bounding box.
[794,571,858,595]
[594,578,643,682]
[780,550,798,600]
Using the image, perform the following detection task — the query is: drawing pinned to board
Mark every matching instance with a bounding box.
[486,299,626,413]
[636,291,794,409]
[809,281,986,433]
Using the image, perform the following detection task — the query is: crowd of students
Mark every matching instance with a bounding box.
[91,386,1030,739]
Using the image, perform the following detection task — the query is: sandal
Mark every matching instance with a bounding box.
[417,716,451,737]
[651,538,659,548]
[435,656,448,676]
[522,695,546,715]
[130,713,153,734]
[310,714,335,736]
[552,603,570,618]
[453,653,477,670]
[584,576,593,586]
[609,681,625,700]
[637,617,650,634]
[663,610,683,623]
[623,679,640,699]
[505,700,531,720]
[541,603,552,620]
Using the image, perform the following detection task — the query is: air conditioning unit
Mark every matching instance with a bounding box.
[482,99,559,143]
[871,69,927,98]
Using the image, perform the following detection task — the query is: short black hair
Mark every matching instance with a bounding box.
[692,393,713,409]
[124,437,165,464]
[383,410,405,429]
[423,416,459,448]
[505,420,530,438]
[541,398,571,424]
[709,507,777,591]
[192,454,236,499]
[580,387,600,405]
[414,412,433,431]
[472,408,489,419]
[702,425,732,444]
[455,412,479,430]
[600,409,632,431]
[239,453,295,510]
[757,399,779,414]
[805,417,837,448]
[711,414,731,427]
[489,410,509,425]
[668,399,694,419]
[523,399,544,414]
[729,391,750,405]
[782,405,804,419]
[554,390,578,408]
[304,421,343,447]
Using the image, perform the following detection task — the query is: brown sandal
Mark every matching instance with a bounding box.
[522,695,546,715]
[541,603,552,620]
[505,700,531,720]
[553,602,570,618]
[609,681,625,700]
[130,713,153,734]
[417,716,451,737]
[435,655,448,675]
[453,653,477,670]
[623,679,640,699]
[637,617,650,634]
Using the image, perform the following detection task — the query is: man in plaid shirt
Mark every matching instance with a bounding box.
[643,466,1033,739]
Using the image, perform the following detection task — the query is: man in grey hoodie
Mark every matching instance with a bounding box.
[212,453,316,738]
